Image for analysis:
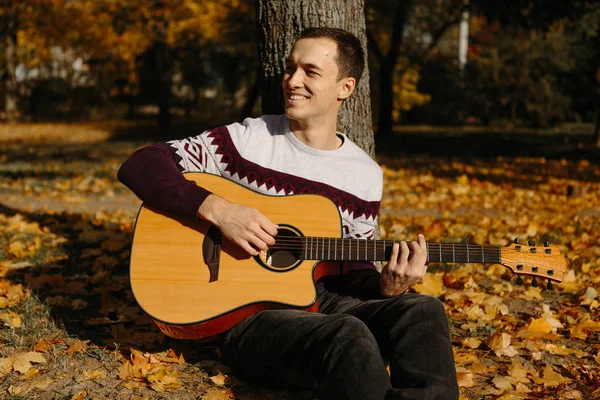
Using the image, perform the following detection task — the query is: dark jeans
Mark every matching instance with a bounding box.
[220,287,458,400]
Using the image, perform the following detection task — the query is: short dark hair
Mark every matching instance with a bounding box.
[298,27,365,85]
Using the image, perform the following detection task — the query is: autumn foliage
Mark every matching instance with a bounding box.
[0,124,599,398]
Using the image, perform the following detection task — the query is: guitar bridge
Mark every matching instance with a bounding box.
[202,225,222,282]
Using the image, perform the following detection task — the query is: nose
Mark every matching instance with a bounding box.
[285,68,303,88]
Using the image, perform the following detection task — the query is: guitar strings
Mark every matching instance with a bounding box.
[207,232,501,259]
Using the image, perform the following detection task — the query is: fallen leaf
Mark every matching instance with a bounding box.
[412,273,444,296]
[488,332,518,357]
[0,352,47,375]
[492,374,513,391]
[569,317,600,340]
[456,367,475,387]
[66,339,89,356]
[1,311,22,328]
[531,365,571,387]
[71,391,87,400]
[462,337,482,349]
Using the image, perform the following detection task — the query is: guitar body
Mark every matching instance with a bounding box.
[130,173,343,339]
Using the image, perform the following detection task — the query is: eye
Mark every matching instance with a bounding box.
[306,70,319,77]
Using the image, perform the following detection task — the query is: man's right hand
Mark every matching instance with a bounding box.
[198,194,278,256]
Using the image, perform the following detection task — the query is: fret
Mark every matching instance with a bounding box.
[466,245,470,262]
[321,237,324,260]
[334,238,337,260]
[365,240,367,260]
[438,243,442,262]
[481,246,484,263]
[328,237,331,260]
[349,239,352,260]
[373,240,377,260]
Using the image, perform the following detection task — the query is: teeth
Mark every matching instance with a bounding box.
[289,95,308,100]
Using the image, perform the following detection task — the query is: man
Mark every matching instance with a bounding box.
[118,27,458,400]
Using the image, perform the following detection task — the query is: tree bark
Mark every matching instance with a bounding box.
[2,3,19,121]
[256,0,375,157]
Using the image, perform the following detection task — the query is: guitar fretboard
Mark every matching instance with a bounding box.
[294,237,501,264]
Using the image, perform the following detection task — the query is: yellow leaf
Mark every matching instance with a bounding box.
[209,371,236,387]
[462,337,482,349]
[148,367,182,392]
[1,312,22,328]
[518,317,554,338]
[71,391,87,400]
[488,332,518,357]
[33,379,53,390]
[569,318,600,340]
[8,384,29,395]
[0,352,47,375]
[531,365,570,387]
[508,359,530,384]
[19,368,40,380]
[76,369,107,382]
[412,273,444,296]
[492,374,513,391]
[66,340,89,356]
[456,367,474,387]
[522,287,543,300]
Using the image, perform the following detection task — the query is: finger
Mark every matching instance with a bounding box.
[239,241,259,256]
[398,241,410,267]
[386,242,400,271]
[407,241,418,261]
[252,227,275,247]
[253,211,279,238]
[248,235,270,250]
[262,221,279,238]
[418,233,426,247]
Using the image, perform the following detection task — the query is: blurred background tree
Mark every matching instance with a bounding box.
[1,0,598,145]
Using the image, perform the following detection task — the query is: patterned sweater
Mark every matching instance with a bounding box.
[118,114,386,298]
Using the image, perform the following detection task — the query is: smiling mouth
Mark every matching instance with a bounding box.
[287,93,310,102]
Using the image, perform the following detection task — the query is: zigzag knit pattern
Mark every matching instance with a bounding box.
[167,117,381,240]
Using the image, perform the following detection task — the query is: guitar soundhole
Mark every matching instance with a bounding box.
[257,226,302,272]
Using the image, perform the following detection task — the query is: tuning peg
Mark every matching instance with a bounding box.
[528,240,536,246]
[544,240,549,247]
[514,238,520,244]
[532,277,538,287]
[547,281,553,290]
[516,275,523,285]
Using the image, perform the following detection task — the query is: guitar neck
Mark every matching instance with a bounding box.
[297,237,501,264]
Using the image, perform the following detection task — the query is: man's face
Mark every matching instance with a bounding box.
[282,38,353,125]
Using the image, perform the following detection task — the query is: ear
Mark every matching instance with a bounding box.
[337,77,356,100]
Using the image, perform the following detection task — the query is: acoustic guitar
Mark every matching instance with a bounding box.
[129,173,567,339]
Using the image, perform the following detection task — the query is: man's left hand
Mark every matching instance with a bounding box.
[380,234,428,297]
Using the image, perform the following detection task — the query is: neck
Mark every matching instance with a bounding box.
[289,117,341,150]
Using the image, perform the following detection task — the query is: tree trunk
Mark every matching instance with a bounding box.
[3,3,19,121]
[256,0,375,157]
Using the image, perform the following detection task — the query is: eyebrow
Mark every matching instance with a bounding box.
[284,59,323,71]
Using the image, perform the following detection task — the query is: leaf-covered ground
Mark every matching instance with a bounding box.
[0,123,599,399]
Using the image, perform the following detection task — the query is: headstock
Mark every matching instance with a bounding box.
[500,239,567,289]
